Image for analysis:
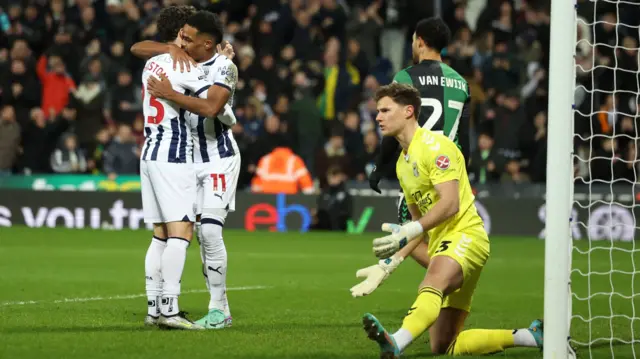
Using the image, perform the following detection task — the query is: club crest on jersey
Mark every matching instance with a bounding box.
[435,155,450,170]
[412,162,419,177]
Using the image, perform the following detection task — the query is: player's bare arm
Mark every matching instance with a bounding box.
[147,64,235,119]
[131,41,197,72]
[408,203,430,268]
[416,180,459,232]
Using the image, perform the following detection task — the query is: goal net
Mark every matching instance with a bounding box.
[570,0,640,358]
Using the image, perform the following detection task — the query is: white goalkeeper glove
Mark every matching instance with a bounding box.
[350,256,404,298]
[372,222,423,259]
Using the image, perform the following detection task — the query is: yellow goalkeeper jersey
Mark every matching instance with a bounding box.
[397,128,484,241]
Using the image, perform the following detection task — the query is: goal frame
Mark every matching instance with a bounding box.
[544,0,577,358]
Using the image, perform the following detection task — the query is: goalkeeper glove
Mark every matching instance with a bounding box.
[373,222,423,259]
[350,256,404,297]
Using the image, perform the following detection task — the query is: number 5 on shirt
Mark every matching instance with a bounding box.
[141,86,165,124]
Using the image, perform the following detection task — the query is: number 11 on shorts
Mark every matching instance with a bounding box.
[211,173,227,192]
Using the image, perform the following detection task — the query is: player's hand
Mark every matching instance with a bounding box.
[350,256,403,297]
[217,41,235,60]
[147,73,175,100]
[168,44,197,73]
[373,222,423,259]
[368,166,382,194]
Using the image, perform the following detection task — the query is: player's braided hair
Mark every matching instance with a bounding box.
[157,5,196,43]
[374,83,422,119]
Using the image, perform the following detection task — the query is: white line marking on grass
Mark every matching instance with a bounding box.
[0,285,271,307]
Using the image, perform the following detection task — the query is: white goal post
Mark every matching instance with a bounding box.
[544,0,576,358]
[546,0,640,358]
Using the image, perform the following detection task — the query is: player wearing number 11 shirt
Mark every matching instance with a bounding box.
[367,18,471,225]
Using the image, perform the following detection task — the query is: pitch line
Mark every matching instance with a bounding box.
[0,285,271,307]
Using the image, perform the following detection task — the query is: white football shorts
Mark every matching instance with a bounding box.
[195,155,240,215]
[140,160,197,224]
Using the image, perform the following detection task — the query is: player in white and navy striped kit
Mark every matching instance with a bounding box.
[145,10,239,330]
[188,52,240,329]
[192,53,240,219]
[137,5,206,330]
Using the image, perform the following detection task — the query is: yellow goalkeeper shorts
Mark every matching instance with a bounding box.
[427,225,490,312]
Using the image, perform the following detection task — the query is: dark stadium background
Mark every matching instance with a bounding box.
[0,0,637,186]
[1,1,639,358]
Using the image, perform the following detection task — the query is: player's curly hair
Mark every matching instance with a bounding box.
[157,5,196,43]
[374,83,422,119]
[415,17,451,52]
[185,10,224,44]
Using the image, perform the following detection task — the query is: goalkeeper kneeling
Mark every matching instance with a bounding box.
[350,82,544,358]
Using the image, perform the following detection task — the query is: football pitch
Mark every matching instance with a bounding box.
[0,227,638,359]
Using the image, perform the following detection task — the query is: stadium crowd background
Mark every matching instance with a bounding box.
[0,0,638,191]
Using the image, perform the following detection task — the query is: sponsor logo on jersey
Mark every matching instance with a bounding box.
[435,155,450,170]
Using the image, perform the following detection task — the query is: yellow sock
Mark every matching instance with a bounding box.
[446,329,515,356]
[400,286,443,338]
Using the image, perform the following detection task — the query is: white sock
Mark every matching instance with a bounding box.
[161,296,179,317]
[223,289,230,318]
[201,217,228,313]
[513,328,538,347]
[160,237,189,316]
[195,223,210,291]
[392,328,414,352]
[145,236,166,317]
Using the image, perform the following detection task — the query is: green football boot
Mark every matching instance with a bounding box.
[528,319,544,349]
[195,309,232,329]
[362,313,401,359]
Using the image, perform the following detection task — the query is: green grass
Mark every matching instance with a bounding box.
[0,227,638,358]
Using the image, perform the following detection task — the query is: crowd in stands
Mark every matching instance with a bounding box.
[0,0,637,191]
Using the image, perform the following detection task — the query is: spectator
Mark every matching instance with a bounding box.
[311,166,353,231]
[251,141,314,195]
[87,128,111,175]
[2,59,41,124]
[72,75,107,148]
[36,53,76,117]
[315,126,354,188]
[0,105,21,175]
[289,71,323,174]
[317,37,360,122]
[250,114,285,164]
[356,130,381,178]
[526,112,548,183]
[346,2,383,67]
[589,138,628,182]
[20,107,71,174]
[50,133,87,174]
[501,159,531,184]
[469,132,501,184]
[103,124,139,179]
[106,70,141,126]
[343,110,364,167]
